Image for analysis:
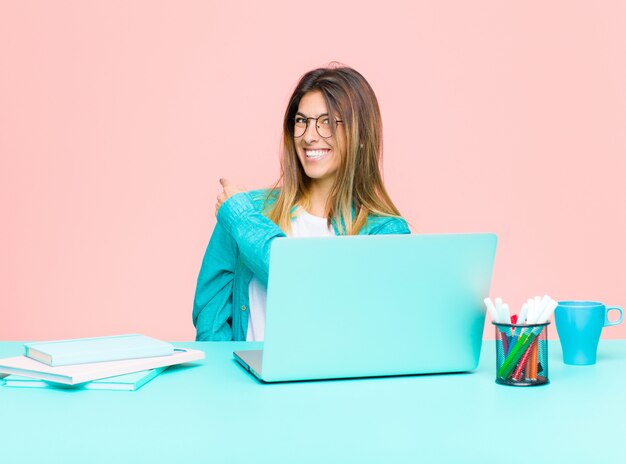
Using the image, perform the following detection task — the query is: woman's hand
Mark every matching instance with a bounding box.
[215,178,246,216]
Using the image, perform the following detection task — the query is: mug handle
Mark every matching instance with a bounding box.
[605,306,623,327]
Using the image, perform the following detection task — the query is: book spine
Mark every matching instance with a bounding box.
[48,346,173,366]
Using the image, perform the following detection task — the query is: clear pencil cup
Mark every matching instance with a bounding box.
[493,322,550,386]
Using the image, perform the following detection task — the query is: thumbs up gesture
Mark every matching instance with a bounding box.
[215,178,246,216]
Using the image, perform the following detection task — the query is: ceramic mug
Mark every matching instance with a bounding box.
[555,301,623,365]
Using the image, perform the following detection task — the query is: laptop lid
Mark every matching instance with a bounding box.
[239,233,497,382]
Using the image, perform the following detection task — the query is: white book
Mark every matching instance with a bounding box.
[24,334,174,366]
[0,348,204,385]
[2,367,167,391]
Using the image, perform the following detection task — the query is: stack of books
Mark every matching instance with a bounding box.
[0,334,204,391]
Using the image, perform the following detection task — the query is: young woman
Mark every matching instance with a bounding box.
[193,65,410,341]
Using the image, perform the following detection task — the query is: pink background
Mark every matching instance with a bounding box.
[1,1,625,341]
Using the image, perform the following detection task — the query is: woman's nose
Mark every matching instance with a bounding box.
[303,121,319,143]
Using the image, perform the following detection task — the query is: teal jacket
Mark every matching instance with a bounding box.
[192,189,411,341]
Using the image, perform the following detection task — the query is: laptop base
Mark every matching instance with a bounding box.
[233,350,263,379]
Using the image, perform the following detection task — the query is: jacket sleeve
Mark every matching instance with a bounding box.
[192,220,238,341]
[217,191,286,287]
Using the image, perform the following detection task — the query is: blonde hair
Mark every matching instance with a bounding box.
[266,64,403,235]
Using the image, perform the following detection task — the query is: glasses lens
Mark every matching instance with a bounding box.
[293,117,307,137]
[316,117,333,138]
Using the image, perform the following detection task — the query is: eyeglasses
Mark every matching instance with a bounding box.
[292,115,343,138]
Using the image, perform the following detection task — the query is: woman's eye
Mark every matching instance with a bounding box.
[294,117,306,124]
[320,118,330,125]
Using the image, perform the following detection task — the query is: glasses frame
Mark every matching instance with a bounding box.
[292,115,343,139]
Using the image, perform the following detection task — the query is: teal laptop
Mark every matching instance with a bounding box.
[234,233,497,382]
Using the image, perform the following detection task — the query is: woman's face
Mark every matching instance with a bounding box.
[294,90,345,185]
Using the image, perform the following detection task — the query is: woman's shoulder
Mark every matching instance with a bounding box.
[246,188,279,211]
[364,213,410,234]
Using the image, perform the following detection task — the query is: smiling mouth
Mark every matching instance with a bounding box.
[305,149,330,160]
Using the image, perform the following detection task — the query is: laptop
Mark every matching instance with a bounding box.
[234,233,497,382]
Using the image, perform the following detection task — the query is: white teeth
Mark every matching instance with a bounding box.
[305,150,329,159]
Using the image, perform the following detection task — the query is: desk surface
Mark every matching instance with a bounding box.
[1,340,624,464]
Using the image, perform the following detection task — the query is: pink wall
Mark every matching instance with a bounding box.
[1,1,625,341]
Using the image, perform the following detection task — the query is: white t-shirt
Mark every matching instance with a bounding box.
[246,209,335,341]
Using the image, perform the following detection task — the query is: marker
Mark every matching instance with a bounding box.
[484,298,499,323]
[527,298,538,324]
[512,340,535,381]
[501,330,509,356]
[495,298,505,324]
[507,314,519,356]
[502,303,511,325]
[529,340,539,380]
[533,296,542,322]
[537,298,558,324]
[535,295,550,324]
[536,297,546,323]
[518,303,529,324]
[511,302,529,341]
[525,299,533,324]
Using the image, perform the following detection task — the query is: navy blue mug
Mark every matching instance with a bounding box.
[555,301,623,365]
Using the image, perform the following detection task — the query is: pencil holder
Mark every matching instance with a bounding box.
[493,322,550,386]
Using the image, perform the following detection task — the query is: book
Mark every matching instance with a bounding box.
[2,367,167,391]
[0,348,204,385]
[24,334,174,366]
